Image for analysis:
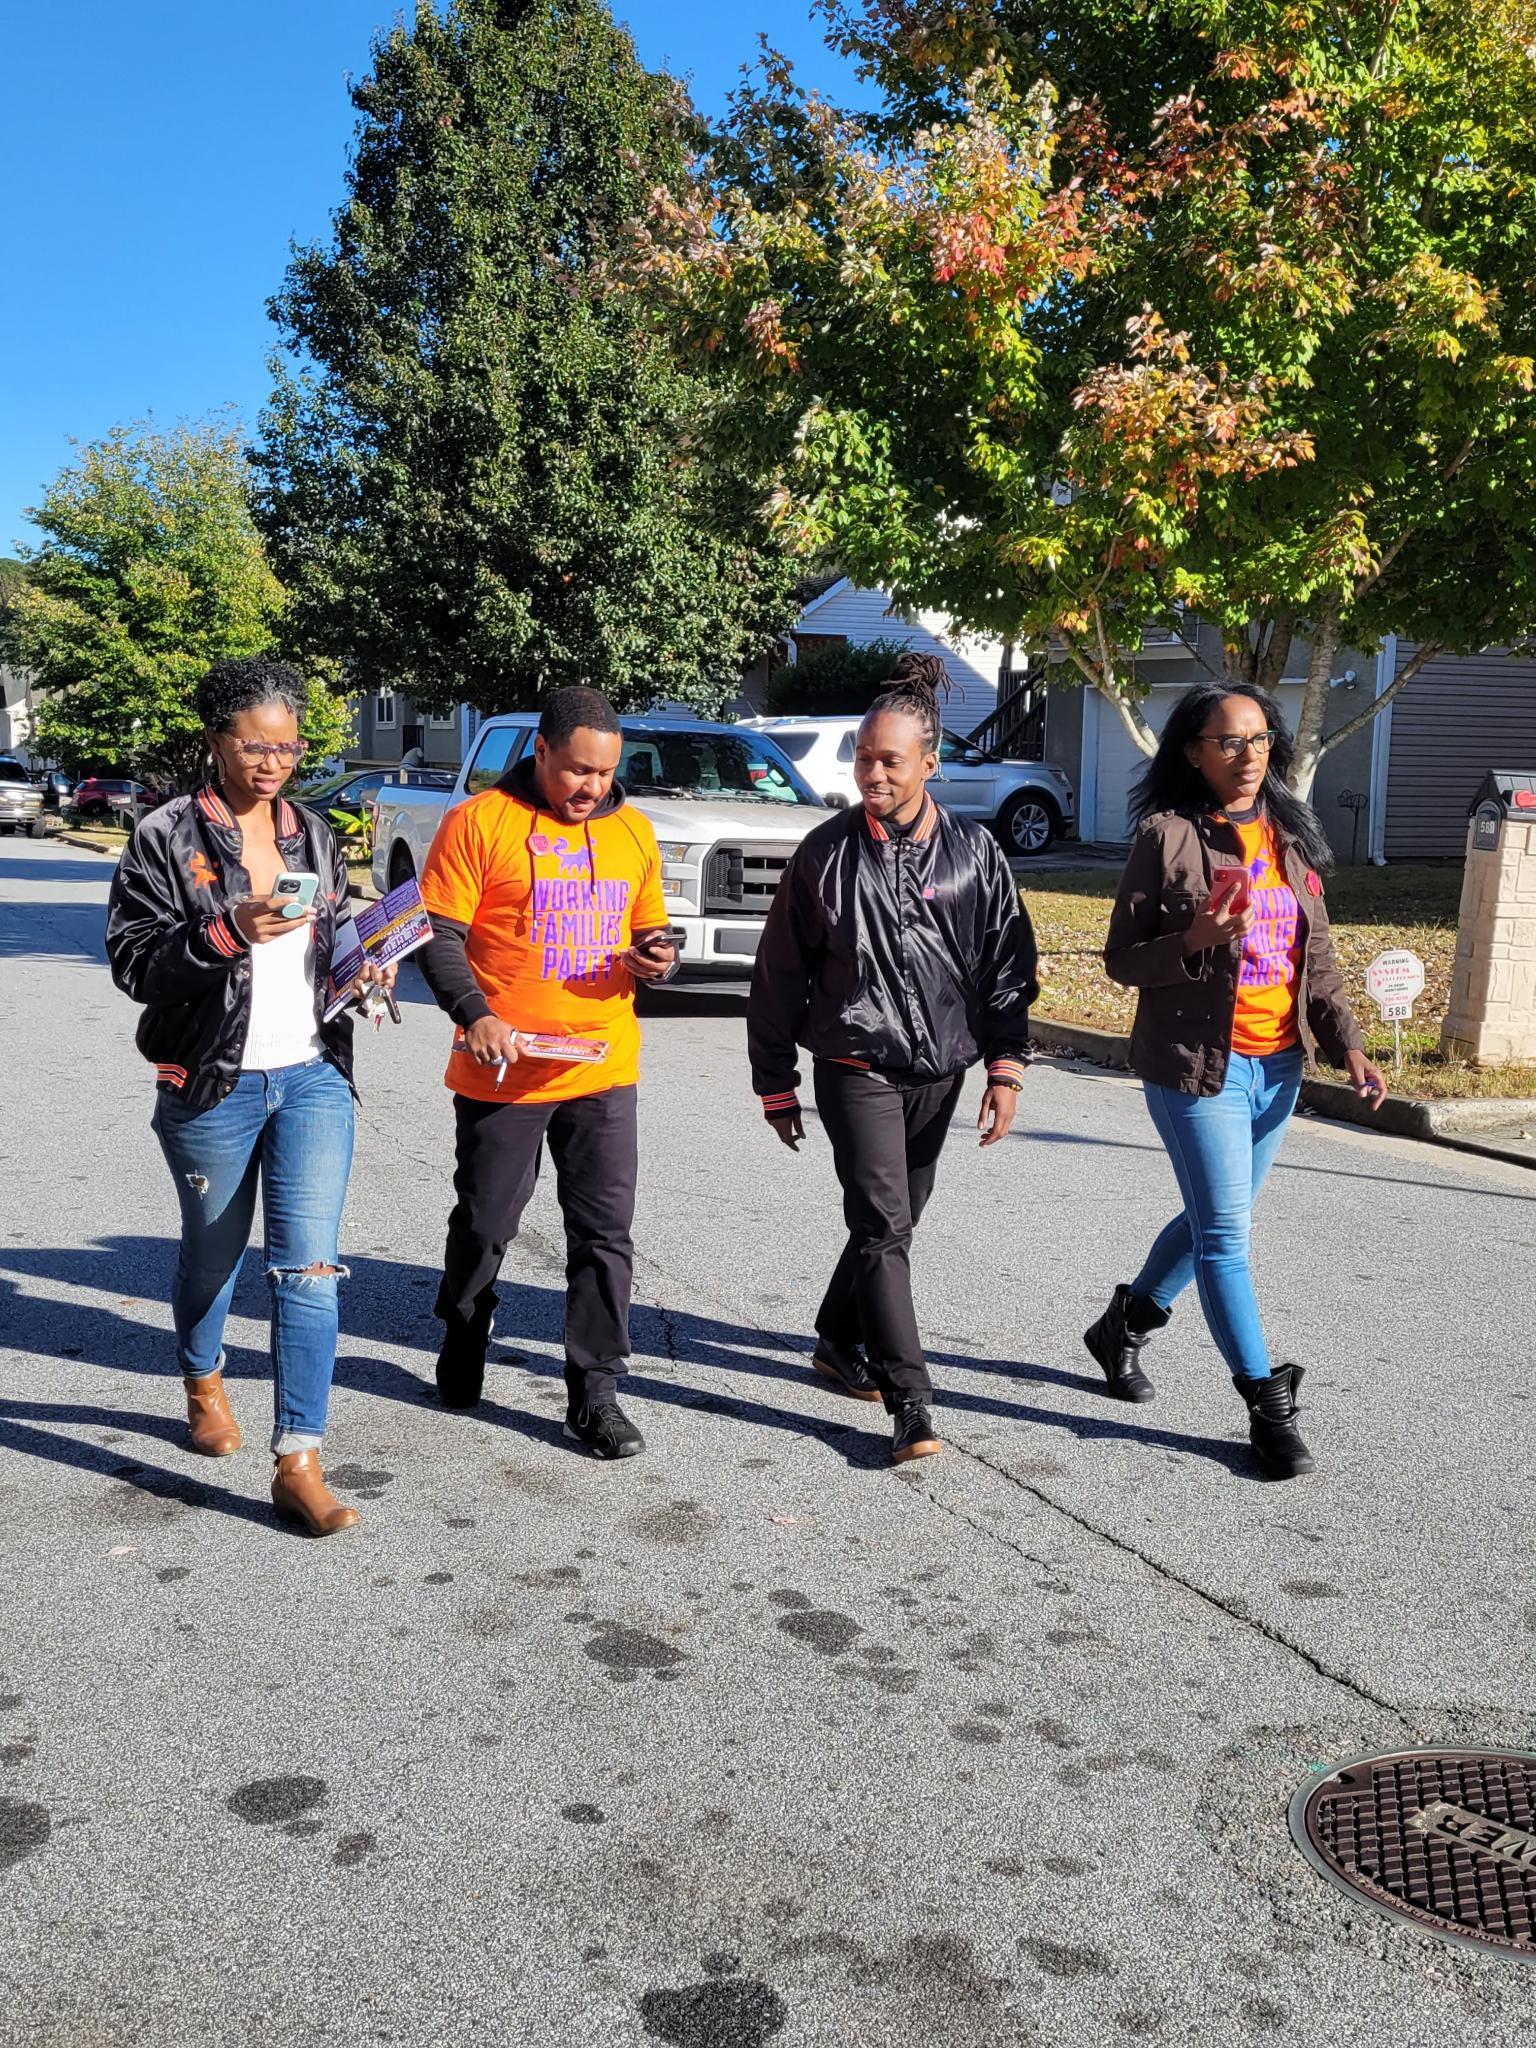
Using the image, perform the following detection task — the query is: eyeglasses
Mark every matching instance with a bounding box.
[1198,730,1275,761]
[221,739,309,766]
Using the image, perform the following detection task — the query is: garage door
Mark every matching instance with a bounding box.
[1087,683,1304,842]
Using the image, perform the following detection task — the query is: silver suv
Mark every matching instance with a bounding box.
[747,716,1076,855]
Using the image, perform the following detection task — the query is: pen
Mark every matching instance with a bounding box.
[494,1057,508,1089]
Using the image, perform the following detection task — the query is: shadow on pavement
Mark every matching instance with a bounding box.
[0,899,109,962]
[0,1405,281,1531]
[1,1236,1251,1477]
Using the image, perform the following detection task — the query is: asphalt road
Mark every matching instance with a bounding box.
[2,835,1533,2048]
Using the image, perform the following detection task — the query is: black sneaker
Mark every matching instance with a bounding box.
[812,1340,883,1403]
[1083,1284,1163,1404]
[563,1400,646,1461]
[890,1398,940,1464]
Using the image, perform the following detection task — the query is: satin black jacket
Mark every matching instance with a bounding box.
[747,794,1039,1117]
[104,783,355,1112]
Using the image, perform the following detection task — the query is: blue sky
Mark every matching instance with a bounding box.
[1,2,860,555]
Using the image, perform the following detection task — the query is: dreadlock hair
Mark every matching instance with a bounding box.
[862,650,951,753]
[538,685,621,748]
[196,656,308,734]
[1129,680,1335,872]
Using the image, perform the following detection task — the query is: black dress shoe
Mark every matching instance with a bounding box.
[1083,1284,1164,1403]
[812,1340,883,1403]
[563,1400,646,1461]
[890,1398,941,1464]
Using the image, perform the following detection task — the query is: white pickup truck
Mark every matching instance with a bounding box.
[371,712,832,982]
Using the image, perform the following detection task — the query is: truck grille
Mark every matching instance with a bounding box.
[703,843,796,913]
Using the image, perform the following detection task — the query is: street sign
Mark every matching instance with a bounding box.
[1365,948,1426,1074]
[1366,949,1426,1006]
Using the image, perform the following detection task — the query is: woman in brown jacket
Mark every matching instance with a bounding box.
[1084,683,1386,1479]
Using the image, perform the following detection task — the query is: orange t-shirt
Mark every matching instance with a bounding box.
[420,786,666,1104]
[1225,817,1303,1056]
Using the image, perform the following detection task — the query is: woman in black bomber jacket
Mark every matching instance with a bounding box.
[105,658,392,1537]
[1083,683,1385,1482]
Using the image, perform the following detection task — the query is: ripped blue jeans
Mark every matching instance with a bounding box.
[153,1060,355,1451]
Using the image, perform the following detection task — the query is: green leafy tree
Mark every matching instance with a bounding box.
[642,1,1536,790]
[253,0,798,719]
[764,634,913,714]
[0,558,28,668]
[11,423,351,783]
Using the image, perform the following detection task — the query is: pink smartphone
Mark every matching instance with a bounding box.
[1209,865,1252,914]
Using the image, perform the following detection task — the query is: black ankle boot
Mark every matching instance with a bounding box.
[1231,1364,1315,1479]
[1083,1285,1166,1403]
[435,1289,496,1409]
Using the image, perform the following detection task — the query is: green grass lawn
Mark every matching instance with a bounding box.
[1025,861,1536,1101]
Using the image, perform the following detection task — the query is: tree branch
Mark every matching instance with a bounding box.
[1318,640,1445,756]
[1060,626,1157,755]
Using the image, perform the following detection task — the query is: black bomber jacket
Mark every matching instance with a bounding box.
[747,794,1039,1117]
[105,783,356,1111]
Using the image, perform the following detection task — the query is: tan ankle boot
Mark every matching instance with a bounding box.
[271,1450,360,1536]
[184,1370,242,1457]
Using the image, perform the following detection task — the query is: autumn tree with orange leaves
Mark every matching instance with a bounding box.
[640,0,1536,789]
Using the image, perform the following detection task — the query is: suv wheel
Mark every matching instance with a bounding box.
[389,845,417,891]
[997,791,1058,857]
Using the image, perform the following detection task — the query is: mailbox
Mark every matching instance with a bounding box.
[1468,770,1536,853]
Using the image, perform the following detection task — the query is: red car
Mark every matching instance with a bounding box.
[72,777,166,820]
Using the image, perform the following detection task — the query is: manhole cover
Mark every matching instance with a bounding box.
[1290,1748,1536,1961]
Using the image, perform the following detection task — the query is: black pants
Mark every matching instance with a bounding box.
[438,1085,638,1407]
[812,1061,964,1404]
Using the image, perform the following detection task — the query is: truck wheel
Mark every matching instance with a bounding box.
[388,845,417,891]
[997,792,1058,857]
[28,819,46,839]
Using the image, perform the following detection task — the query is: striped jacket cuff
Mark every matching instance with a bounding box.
[759,1090,801,1121]
[987,1056,1031,1089]
[203,912,249,961]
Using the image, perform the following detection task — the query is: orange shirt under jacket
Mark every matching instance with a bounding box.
[420,783,666,1105]
[1225,815,1303,1057]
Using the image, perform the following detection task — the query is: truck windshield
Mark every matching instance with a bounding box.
[619,732,814,805]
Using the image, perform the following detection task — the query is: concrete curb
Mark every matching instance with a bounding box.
[56,832,122,856]
[1030,1015,1536,1170]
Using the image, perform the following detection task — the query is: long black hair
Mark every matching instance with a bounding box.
[1129,681,1334,871]
[863,650,951,751]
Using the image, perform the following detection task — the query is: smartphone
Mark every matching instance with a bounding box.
[1209,865,1251,915]
[273,870,321,918]
[636,924,686,958]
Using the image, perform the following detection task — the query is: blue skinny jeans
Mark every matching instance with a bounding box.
[1131,1045,1304,1380]
[153,1059,355,1451]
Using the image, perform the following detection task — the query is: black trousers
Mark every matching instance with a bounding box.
[438,1085,638,1406]
[812,1061,965,1404]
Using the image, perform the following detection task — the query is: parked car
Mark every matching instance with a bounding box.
[71,777,163,821]
[372,714,828,982]
[745,715,1076,856]
[0,757,45,837]
[299,766,456,858]
[34,769,75,813]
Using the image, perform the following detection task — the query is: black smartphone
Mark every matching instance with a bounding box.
[637,924,686,958]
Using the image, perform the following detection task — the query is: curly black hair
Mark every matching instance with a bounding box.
[862,649,951,752]
[196,656,308,733]
[538,685,621,748]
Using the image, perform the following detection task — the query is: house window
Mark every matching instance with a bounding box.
[374,691,397,729]
[426,710,457,730]
[792,634,848,660]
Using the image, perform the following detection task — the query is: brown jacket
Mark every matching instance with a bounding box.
[1104,808,1362,1097]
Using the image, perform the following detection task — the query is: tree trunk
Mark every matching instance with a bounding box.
[1096,679,1158,755]
[1288,611,1340,797]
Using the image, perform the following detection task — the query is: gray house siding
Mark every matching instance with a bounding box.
[1382,646,1536,860]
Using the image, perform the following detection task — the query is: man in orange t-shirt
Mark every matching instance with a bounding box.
[417,687,675,1456]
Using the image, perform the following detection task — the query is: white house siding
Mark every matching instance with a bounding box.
[789,584,1004,731]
